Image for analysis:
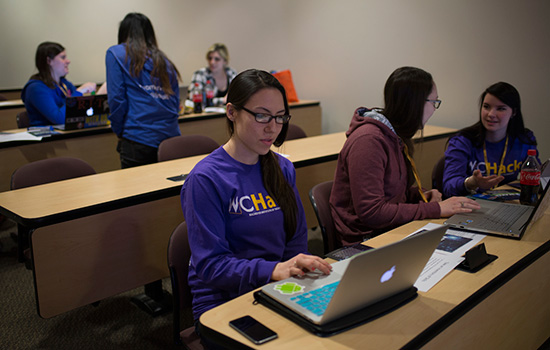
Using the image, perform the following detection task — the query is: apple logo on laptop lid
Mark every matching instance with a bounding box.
[380,266,396,283]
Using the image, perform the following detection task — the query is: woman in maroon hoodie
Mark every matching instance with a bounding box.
[330,66,479,246]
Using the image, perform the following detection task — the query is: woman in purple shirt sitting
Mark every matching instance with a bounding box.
[180,69,331,342]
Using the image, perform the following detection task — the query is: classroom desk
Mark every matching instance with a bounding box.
[198,210,550,349]
[0,98,24,109]
[0,100,321,192]
[0,126,455,319]
[0,132,339,318]
[0,99,25,130]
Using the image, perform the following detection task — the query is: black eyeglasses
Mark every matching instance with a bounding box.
[426,99,442,109]
[241,106,291,124]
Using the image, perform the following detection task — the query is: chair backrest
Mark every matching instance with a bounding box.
[167,221,193,345]
[10,157,96,190]
[16,110,30,129]
[431,156,445,194]
[309,180,340,254]
[158,135,219,162]
[285,123,307,141]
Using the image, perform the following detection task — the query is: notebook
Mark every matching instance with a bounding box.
[444,182,550,239]
[254,226,446,333]
[55,94,110,130]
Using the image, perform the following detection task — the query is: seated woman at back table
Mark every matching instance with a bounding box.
[21,41,106,126]
[189,43,238,107]
[330,66,480,246]
[180,69,331,341]
[443,82,538,197]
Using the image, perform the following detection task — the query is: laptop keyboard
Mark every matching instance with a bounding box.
[290,281,340,316]
[476,204,531,232]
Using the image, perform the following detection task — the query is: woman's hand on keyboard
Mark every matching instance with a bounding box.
[271,253,333,281]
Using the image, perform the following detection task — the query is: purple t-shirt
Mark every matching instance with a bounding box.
[443,132,538,197]
[181,147,308,320]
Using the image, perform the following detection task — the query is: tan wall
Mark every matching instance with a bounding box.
[1,0,548,160]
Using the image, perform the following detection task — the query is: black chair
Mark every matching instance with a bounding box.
[16,110,30,129]
[431,156,445,194]
[10,157,96,263]
[167,221,204,349]
[309,180,340,255]
[285,123,307,140]
[158,135,219,162]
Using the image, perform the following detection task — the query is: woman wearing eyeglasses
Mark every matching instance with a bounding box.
[181,69,332,327]
[188,43,238,106]
[442,82,538,197]
[330,66,479,247]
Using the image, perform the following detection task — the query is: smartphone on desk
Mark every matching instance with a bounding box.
[229,315,278,345]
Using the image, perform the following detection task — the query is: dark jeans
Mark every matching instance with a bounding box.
[117,138,158,169]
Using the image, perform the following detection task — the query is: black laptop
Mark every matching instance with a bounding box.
[55,94,110,130]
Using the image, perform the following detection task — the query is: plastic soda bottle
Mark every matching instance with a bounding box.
[519,149,541,205]
[191,83,203,114]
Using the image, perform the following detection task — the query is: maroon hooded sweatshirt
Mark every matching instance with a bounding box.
[330,107,441,246]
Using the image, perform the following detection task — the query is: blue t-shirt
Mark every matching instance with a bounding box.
[21,77,82,126]
[181,147,308,320]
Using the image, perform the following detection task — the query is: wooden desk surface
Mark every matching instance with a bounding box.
[199,211,550,349]
[0,99,24,109]
[0,125,455,226]
[0,125,458,319]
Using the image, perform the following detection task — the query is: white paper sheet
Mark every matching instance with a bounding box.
[411,223,486,292]
[0,132,43,143]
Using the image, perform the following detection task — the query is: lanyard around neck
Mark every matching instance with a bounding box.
[57,82,71,97]
[402,142,428,203]
[483,135,508,177]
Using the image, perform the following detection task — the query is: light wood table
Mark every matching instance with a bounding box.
[0,132,339,318]
[0,126,456,319]
[0,100,321,192]
[199,210,550,349]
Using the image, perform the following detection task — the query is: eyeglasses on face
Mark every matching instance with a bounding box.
[241,106,291,124]
[426,99,442,109]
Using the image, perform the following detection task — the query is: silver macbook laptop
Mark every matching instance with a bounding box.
[259,226,446,325]
[55,94,110,130]
[445,182,549,239]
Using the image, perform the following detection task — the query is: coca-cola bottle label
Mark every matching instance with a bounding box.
[520,171,541,185]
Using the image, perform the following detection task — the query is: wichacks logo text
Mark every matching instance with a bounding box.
[470,160,521,175]
[229,192,280,216]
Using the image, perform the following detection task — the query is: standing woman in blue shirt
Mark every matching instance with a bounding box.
[181,69,331,336]
[106,12,182,168]
[443,82,538,197]
[21,42,100,126]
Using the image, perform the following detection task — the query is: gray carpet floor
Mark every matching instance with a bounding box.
[0,217,324,349]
